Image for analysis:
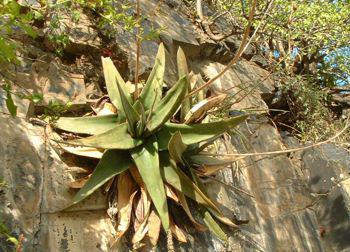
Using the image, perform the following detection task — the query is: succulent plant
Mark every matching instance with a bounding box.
[54,43,247,246]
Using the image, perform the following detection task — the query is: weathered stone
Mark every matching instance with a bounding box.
[0,115,114,251]
[0,88,34,118]
[193,60,275,110]
[205,123,324,251]
[27,57,86,105]
[302,144,350,251]
[44,10,101,55]
[109,0,197,83]
[139,0,198,46]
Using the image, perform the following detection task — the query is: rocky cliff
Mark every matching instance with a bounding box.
[1,1,349,251]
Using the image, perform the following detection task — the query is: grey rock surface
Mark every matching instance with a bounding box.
[194,60,275,110]
[0,116,114,251]
[44,10,101,55]
[302,144,350,252]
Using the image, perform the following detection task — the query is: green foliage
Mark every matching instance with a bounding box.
[0,221,18,251]
[209,0,349,87]
[54,43,247,244]
[41,100,72,122]
[0,181,18,250]
[280,75,342,142]
[3,84,17,117]
[0,0,38,63]
[1,82,43,118]
[0,0,163,60]
[0,177,5,187]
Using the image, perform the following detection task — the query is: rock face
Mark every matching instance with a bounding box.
[0,117,115,251]
[1,0,350,251]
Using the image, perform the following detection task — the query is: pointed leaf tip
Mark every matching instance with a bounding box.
[139,43,165,110]
[70,149,132,206]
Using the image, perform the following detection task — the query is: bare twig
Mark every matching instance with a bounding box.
[187,0,265,98]
[198,119,349,157]
[206,176,255,198]
[196,0,243,41]
[134,0,141,100]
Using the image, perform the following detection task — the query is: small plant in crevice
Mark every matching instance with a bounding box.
[278,75,347,143]
[1,83,43,118]
[0,180,19,251]
[53,43,247,247]
[41,100,72,123]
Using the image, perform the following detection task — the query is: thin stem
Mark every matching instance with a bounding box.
[134,0,141,100]
[198,119,349,158]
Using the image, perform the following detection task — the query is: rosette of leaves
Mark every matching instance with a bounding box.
[54,43,247,245]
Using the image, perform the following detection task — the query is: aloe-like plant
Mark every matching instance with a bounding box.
[54,43,247,246]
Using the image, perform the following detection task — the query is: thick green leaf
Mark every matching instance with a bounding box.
[115,73,139,136]
[102,57,132,119]
[200,208,228,241]
[133,100,147,137]
[160,152,221,213]
[139,43,165,110]
[146,76,188,134]
[168,131,187,164]
[130,136,169,231]
[157,115,248,150]
[191,170,238,228]
[5,91,17,117]
[177,191,207,231]
[54,115,118,135]
[177,46,191,123]
[70,149,132,205]
[66,123,143,149]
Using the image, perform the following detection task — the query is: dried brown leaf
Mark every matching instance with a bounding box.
[165,184,179,203]
[97,102,117,116]
[115,172,138,237]
[197,164,227,176]
[134,187,151,224]
[184,94,227,124]
[132,206,151,244]
[147,210,162,246]
[170,219,187,243]
[129,165,144,187]
[177,191,207,231]
[68,174,92,189]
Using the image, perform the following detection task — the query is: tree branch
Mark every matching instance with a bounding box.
[188,0,276,98]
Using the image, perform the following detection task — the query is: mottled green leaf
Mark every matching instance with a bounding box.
[146,76,188,134]
[19,23,37,38]
[66,123,143,149]
[139,43,165,110]
[177,46,191,123]
[70,149,132,205]
[160,152,220,213]
[115,71,139,136]
[131,136,169,231]
[54,115,118,135]
[191,170,238,228]
[133,100,146,137]
[200,208,228,241]
[157,115,248,150]
[102,57,132,119]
